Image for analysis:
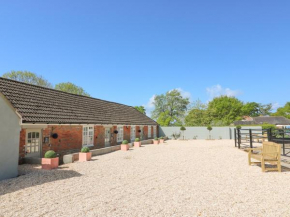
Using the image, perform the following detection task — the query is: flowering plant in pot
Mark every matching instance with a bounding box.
[153,137,159,145]
[79,147,92,162]
[121,140,129,151]
[42,150,59,170]
[159,137,165,143]
[134,138,141,147]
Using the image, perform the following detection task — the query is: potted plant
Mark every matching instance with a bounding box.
[159,137,165,143]
[153,137,159,145]
[180,126,186,140]
[121,140,129,151]
[42,150,59,170]
[134,138,141,147]
[207,125,213,140]
[79,147,92,162]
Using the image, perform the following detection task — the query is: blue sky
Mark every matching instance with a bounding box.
[0,0,289,115]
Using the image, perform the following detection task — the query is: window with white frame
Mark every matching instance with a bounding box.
[83,126,94,146]
[148,126,151,138]
[117,126,124,142]
[153,126,157,138]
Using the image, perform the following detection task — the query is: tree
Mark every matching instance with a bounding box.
[55,82,90,96]
[2,70,53,88]
[272,102,290,119]
[185,100,211,126]
[207,125,213,139]
[259,103,272,116]
[241,102,260,117]
[151,89,190,126]
[207,96,243,125]
[180,126,186,140]
[134,106,146,115]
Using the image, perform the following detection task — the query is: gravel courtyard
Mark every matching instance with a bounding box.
[1,140,290,217]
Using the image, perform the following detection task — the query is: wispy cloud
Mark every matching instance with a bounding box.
[206,84,242,99]
[174,88,192,100]
[271,102,280,111]
[143,94,156,117]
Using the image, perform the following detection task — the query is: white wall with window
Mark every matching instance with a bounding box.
[148,126,151,138]
[153,126,157,138]
[83,125,94,147]
[117,126,124,142]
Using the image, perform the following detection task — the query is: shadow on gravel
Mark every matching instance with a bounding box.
[253,163,290,173]
[0,165,82,196]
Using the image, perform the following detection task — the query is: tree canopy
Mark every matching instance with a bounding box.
[272,102,290,119]
[151,89,190,126]
[55,82,90,96]
[2,71,53,88]
[185,100,210,126]
[207,96,244,126]
[134,106,146,115]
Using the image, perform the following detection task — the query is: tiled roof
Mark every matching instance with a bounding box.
[0,77,157,125]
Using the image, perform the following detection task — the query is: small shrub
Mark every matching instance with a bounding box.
[81,147,90,153]
[135,138,140,142]
[193,135,198,140]
[180,126,186,131]
[261,123,277,131]
[207,125,212,131]
[171,132,181,140]
[159,137,164,139]
[154,137,159,140]
[44,150,56,159]
[236,125,242,130]
[122,140,129,144]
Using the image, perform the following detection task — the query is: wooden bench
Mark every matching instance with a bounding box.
[247,142,281,172]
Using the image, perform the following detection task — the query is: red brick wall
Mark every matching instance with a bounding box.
[19,124,158,163]
[124,126,130,141]
[19,129,26,161]
[95,126,105,149]
[111,126,118,146]
[42,125,83,158]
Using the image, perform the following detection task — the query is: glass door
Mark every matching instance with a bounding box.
[105,127,111,147]
[25,130,41,158]
[131,126,136,142]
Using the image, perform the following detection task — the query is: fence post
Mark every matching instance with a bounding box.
[283,129,285,155]
[249,129,253,148]
[234,128,237,147]
[238,129,241,149]
[267,129,270,141]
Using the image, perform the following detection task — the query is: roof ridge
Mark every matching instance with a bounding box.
[0,76,134,108]
[0,76,157,125]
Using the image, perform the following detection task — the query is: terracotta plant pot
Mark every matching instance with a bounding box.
[159,139,164,143]
[134,142,141,147]
[121,144,129,151]
[79,152,92,162]
[153,140,159,145]
[42,157,59,170]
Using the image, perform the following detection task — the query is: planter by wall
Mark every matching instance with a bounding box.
[79,152,92,162]
[42,157,59,170]
[159,139,165,143]
[134,141,141,147]
[153,140,159,145]
[121,144,129,151]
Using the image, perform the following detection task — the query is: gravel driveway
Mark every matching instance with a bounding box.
[1,140,290,217]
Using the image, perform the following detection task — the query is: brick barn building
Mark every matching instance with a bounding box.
[0,77,158,179]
